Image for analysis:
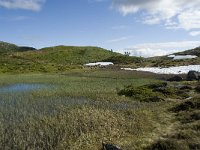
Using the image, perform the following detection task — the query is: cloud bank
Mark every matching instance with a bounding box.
[0,0,45,11]
[123,41,200,57]
[112,0,200,35]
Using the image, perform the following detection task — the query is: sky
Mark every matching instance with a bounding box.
[0,0,200,57]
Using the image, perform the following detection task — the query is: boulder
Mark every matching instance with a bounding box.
[187,71,200,81]
[102,143,121,150]
[167,75,183,82]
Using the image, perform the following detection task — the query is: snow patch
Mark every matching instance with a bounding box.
[121,68,135,71]
[122,65,200,74]
[84,62,114,66]
[168,55,197,60]
[168,55,175,58]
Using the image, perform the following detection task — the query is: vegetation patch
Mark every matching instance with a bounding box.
[171,98,200,112]
[118,82,191,102]
[146,139,187,150]
[195,85,200,93]
[117,85,163,102]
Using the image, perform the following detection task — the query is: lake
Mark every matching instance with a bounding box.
[0,83,47,93]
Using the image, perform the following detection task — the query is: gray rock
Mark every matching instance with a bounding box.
[187,71,200,81]
[102,143,122,150]
[167,75,183,82]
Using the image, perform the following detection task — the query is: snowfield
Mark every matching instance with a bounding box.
[122,65,200,74]
[84,62,114,66]
[168,55,197,60]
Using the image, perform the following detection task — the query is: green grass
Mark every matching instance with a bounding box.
[0,70,177,150]
[117,82,191,102]
[0,69,199,149]
[146,97,200,150]
[0,41,36,53]
[0,41,20,53]
[0,43,142,73]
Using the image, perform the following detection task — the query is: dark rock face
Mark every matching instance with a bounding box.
[167,76,183,82]
[102,143,121,150]
[187,71,200,81]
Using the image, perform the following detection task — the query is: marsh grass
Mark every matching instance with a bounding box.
[0,71,175,149]
[1,71,198,149]
[146,97,200,150]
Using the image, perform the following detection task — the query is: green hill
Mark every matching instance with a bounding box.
[0,41,19,53]
[0,42,142,73]
[14,45,141,65]
[0,41,36,53]
[144,47,200,67]
[175,46,200,56]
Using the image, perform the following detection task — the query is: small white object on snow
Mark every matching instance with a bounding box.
[121,68,134,71]
[84,62,114,67]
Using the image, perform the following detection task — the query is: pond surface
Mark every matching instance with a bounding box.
[0,83,47,93]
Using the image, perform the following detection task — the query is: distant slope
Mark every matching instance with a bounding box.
[0,41,19,53]
[175,46,200,56]
[0,42,142,73]
[0,41,36,53]
[144,47,200,67]
[13,45,141,65]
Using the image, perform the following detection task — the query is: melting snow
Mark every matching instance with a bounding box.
[84,62,114,66]
[168,55,197,60]
[122,65,200,74]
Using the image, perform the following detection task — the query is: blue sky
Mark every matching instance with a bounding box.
[0,0,200,57]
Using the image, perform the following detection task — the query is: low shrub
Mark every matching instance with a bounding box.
[195,85,200,93]
[146,139,187,150]
[117,85,162,102]
[171,98,200,112]
[177,110,200,123]
[145,82,167,89]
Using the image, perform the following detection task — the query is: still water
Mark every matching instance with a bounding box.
[0,83,47,93]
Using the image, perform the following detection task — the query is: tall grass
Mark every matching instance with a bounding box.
[0,71,179,149]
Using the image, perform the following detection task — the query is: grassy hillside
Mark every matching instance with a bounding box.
[0,41,36,53]
[143,47,200,67]
[18,46,128,64]
[176,46,200,56]
[0,42,142,73]
[0,41,20,53]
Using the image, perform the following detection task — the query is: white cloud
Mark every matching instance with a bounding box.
[190,31,200,37]
[112,0,200,32]
[106,36,131,43]
[0,0,45,11]
[122,41,200,57]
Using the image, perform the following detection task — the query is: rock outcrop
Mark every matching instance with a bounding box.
[187,71,200,81]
